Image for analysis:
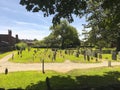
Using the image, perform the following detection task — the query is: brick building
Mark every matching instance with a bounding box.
[0,30,19,51]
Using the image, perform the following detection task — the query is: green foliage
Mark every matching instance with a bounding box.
[20,0,87,24]
[9,48,65,63]
[1,67,120,89]
[50,20,80,49]
[20,0,120,50]
[9,48,120,63]
[15,42,28,50]
[86,0,120,50]
[43,33,61,48]
[0,51,13,59]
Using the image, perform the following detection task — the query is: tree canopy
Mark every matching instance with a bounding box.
[20,0,120,50]
[20,0,87,24]
[39,20,80,49]
[86,0,120,51]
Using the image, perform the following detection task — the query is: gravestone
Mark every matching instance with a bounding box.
[83,50,86,60]
[52,50,57,61]
[94,51,98,61]
[99,53,102,59]
[12,53,14,60]
[86,49,91,61]
[112,51,117,60]
[5,68,8,75]
[65,50,67,54]
[118,51,120,59]
[18,51,19,55]
[75,52,79,57]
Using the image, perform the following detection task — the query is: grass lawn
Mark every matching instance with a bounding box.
[9,48,103,63]
[0,51,14,59]
[0,66,120,90]
[102,54,120,62]
[7,48,120,63]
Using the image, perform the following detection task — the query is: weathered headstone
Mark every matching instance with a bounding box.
[18,51,19,55]
[83,50,86,60]
[52,50,57,61]
[99,53,102,59]
[94,51,98,61]
[112,51,117,60]
[5,68,8,75]
[65,50,67,54]
[86,49,91,61]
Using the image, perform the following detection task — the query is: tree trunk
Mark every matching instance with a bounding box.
[61,37,64,49]
[116,37,120,52]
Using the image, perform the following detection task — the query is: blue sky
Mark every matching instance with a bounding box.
[0,0,87,40]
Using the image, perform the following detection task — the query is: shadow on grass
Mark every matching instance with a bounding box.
[1,71,120,90]
[25,71,120,90]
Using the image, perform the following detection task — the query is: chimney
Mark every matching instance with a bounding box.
[8,30,12,36]
[8,30,12,45]
[16,34,19,43]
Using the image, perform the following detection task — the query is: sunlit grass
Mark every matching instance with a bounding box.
[1,66,120,89]
[9,48,103,63]
[0,51,14,59]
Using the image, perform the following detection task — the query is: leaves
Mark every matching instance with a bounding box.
[20,0,87,24]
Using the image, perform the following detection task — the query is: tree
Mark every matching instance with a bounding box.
[50,20,80,49]
[43,33,61,48]
[20,0,120,50]
[86,0,120,51]
[20,0,87,24]
[15,42,28,50]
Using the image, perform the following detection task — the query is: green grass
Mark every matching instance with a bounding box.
[1,66,120,90]
[9,48,66,63]
[0,51,14,59]
[8,48,120,63]
[9,48,103,63]
[102,54,120,62]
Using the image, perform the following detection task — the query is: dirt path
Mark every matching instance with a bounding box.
[0,53,120,73]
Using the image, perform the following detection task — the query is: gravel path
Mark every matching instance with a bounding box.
[0,53,120,73]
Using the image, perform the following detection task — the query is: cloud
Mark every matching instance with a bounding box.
[13,21,50,33]
[0,0,88,40]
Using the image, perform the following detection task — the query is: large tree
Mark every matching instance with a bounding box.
[86,0,120,51]
[50,20,80,49]
[43,33,61,47]
[20,0,120,50]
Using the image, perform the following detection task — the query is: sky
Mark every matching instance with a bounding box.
[0,0,87,40]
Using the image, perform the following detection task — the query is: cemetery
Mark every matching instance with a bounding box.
[1,66,120,90]
[8,47,120,63]
[0,0,120,90]
[1,47,120,90]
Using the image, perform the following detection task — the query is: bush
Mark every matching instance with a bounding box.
[15,42,28,50]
